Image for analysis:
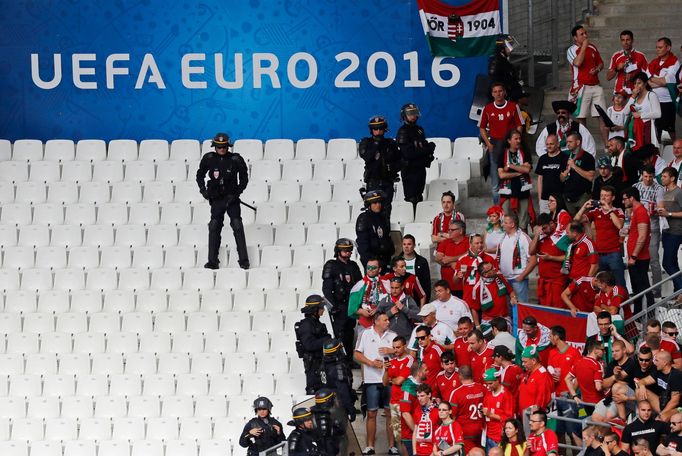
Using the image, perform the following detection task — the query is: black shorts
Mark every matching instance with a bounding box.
[656,102,677,135]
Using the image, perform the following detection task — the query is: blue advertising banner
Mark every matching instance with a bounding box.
[0,0,498,142]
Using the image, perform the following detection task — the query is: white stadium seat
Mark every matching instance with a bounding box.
[125,161,155,182]
[79,181,110,204]
[76,139,107,162]
[64,440,97,456]
[83,225,115,247]
[0,140,9,161]
[276,268,311,292]
[160,394,193,416]
[61,161,93,183]
[157,160,188,182]
[164,246,196,269]
[160,203,192,226]
[172,332,204,354]
[326,138,357,161]
[67,246,100,269]
[295,139,327,161]
[111,182,142,204]
[60,395,93,418]
[139,332,171,353]
[268,181,299,204]
[143,181,174,203]
[50,225,83,247]
[440,158,472,181]
[132,245,164,269]
[5,289,37,313]
[15,182,47,204]
[249,159,280,182]
[136,289,169,312]
[264,139,295,161]
[254,202,287,225]
[233,139,263,162]
[100,246,132,269]
[73,332,105,354]
[300,181,332,203]
[1,204,32,225]
[150,268,183,291]
[44,139,75,161]
[128,396,159,418]
[12,139,43,161]
[108,140,138,162]
[44,417,78,441]
[80,417,114,440]
[260,245,292,268]
[169,290,201,313]
[139,140,169,162]
[427,179,459,201]
[3,246,35,269]
[428,137,452,161]
[319,201,350,224]
[0,161,29,183]
[65,204,96,226]
[170,139,201,162]
[313,159,344,182]
[129,202,160,225]
[132,440,164,456]
[453,137,483,160]
[30,161,61,182]
[43,374,76,397]
[0,182,15,203]
[109,374,142,397]
[143,374,176,396]
[286,202,318,225]
[281,160,312,182]
[93,161,124,183]
[111,417,143,439]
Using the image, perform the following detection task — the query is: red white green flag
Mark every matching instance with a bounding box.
[417,0,502,58]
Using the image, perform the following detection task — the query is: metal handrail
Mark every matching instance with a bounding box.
[623,270,682,325]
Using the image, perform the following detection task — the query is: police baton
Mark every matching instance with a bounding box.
[239,199,257,212]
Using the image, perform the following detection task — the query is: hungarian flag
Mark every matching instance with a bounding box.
[417,0,502,57]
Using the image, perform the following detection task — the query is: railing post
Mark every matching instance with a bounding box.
[551,0,559,88]
[527,0,535,87]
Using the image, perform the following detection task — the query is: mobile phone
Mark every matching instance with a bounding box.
[383,356,390,362]
[591,200,600,208]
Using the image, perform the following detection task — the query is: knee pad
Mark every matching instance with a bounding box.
[230,217,244,232]
[208,219,223,232]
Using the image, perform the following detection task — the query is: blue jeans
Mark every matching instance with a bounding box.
[598,251,626,288]
[662,232,682,292]
[364,383,390,411]
[511,278,529,303]
[486,437,500,452]
[488,139,501,205]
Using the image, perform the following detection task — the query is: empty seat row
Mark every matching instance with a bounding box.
[1,288,317,314]
[0,330,297,356]
[0,391,299,420]
[0,311,303,336]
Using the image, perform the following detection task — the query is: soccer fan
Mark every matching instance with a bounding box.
[493,345,523,398]
[398,235,431,301]
[412,325,445,390]
[567,25,607,146]
[669,139,682,180]
[635,350,682,420]
[575,187,626,285]
[434,220,469,297]
[453,233,496,319]
[620,400,670,453]
[515,316,551,366]
[641,319,682,367]
[592,158,624,208]
[432,351,460,402]
[479,83,524,204]
[500,419,527,456]
[407,304,454,354]
[498,212,536,302]
[536,100,596,157]
[565,338,606,414]
[547,325,582,446]
[383,336,414,456]
[635,165,665,291]
[382,257,427,307]
[561,131,597,216]
[377,277,419,340]
[497,130,534,231]
[561,275,600,316]
[622,186,654,314]
[354,312,398,455]
[657,412,682,456]
[535,134,568,213]
[453,316,474,368]
[474,261,517,328]
[467,329,494,383]
[428,280,472,333]
[607,30,648,94]
[608,136,642,188]
[625,72,662,151]
[518,346,554,415]
[563,221,598,281]
[647,37,680,142]
[604,90,629,140]
[619,346,657,397]
[482,368,514,451]
[349,257,389,338]
[658,167,682,296]
[400,362,428,454]
[527,410,560,456]
[530,213,568,308]
[483,205,505,254]
[663,321,681,345]
[432,401,464,456]
[411,384,439,456]
[431,191,465,245]
[489,317,516,353]
[447,366,487,455]
[582,426,607,456]
[586,311,634,363]
[594,270,629,316]
[602,431,629,456]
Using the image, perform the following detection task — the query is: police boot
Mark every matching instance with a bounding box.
[205,219,222,269]
[230,217,250,269]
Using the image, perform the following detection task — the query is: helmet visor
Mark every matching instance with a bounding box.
[404,106,420,118]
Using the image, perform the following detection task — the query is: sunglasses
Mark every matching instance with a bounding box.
[672,422,682,425]
[667,332,679,337]
[638,357,652,362]
[366,265,379,270]
[415,336,428,341]
[372,127,385,131]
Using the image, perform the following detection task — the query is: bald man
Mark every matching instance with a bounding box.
[657,412,682,456]
[636,350,682,421]
[488,447,505,456]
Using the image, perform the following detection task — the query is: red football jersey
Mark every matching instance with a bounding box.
[528,429,560,456]
[567,277,598,312]
[387,355,414,404]
[499,363,523,398]
[537,236,565,279]
[595,285,628,313]
[412,405,440,456]
[381,272,425,303]
[586,208,625,254]
[482,388,514,442]
[518,366,554,412]
[448,383,486,454]
[400,383,419,440]
[639,338,682,361]
[422,342,445,390]
[609,49,648,93]
[433,370,461,402]
[436,238,470,292]
[455,251,497,310]
[567,235,597,280]
[627,205,651,260]
[546,345,581,395]
[453,336,472,368]
[569,356,604,404]
[478,100,523,141]
[568,43,604,86]
[433,421,464,452]
[470,344,495,384]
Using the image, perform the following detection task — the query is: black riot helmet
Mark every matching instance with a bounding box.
[253,396,273,412]
[301,294,325,314]
[400,103,421,122]
[368,115,388,134]
[363,189,384,207]
[211,132,233,149]
[334,238,354,256]
[323,338,344,361]
[495,34,515,54]
[288,407,314,427]
[312,388,336,411]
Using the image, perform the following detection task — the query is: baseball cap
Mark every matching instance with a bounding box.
[483,368,500,382]
[522,316,537,326]
[597,156,612,169]
[493,345,513,359]
[417,303,437,317]
[521,345,539,359]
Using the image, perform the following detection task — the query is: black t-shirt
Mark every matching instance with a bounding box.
[621,418,669,451]
[563,150,596,200]
[663,433,682,453]
[612,450,628,456]
[584,446,605,456]
[622,358,656,391]
[604,357,636,380]
[651,368,682,409]
[535,152,569,200]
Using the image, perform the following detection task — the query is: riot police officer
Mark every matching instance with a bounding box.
[321,339,357,423]
[287,408,325,456]
[238,396,286,456]
[295,295,331,394]
[322,239,363,365]
[355,190,394,271]
[488,34,523,101]
[359,115,401,220]
[311,388,348,456]
[196,133,250,270]
[396,103,435,210]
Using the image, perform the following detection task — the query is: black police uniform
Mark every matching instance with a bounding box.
[359,117,401,219]
[287,408,326,456]
[195,133,250,269]
[322,248,362,363]
[311,390,348,456]
[321,342,357,423]
[295,301,331,394]
[238,415,286,456]
[355,201,394,270]
[396,116,435,207]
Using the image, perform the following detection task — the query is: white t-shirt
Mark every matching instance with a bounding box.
[404,257,417,275]
[355,327,398,384]
[498,229,532,280]
[606,106,627,139]
[431,296,472,331]
[646,58,681,103]
[408,321,455,351]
